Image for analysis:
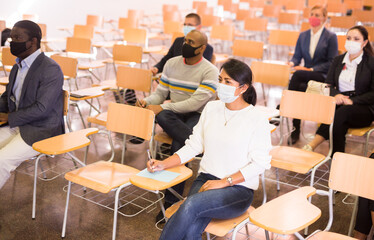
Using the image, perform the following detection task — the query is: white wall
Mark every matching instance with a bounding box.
[0,0,217,38]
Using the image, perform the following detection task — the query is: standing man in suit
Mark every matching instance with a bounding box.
[0,20,64,189]
[150,13,214,75]
[287,5,338,144]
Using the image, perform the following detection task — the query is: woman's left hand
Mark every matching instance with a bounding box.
[198,179,228,192]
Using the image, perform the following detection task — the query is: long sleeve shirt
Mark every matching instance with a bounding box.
[144,56,218,113]
[176,100,272,190]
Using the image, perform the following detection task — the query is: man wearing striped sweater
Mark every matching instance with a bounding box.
[137,30,218,214]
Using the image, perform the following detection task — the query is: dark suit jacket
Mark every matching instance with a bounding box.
[154,36,214,72]
[291,28,338,74]
[326,52,374,114]
[0,52,65,146]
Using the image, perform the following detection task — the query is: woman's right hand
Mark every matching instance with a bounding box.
[147,159,165,173]
[335,94,349,105]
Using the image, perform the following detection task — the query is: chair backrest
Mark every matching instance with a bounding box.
[163,21,183,35]
[37,23,47,38]
[73,25,94,39]
[193,1,207,9]
[269,29,299,47]
[66,37,92,54]
[232,39,264,59]
[337,34,346,54]
[51,54,78,78]
[285,0,305,11]
[201,14,221,27]
[113,44,143,63]
[367,26,374,43]
[300,21,310,32]
[263,5,281,18]
[329,152,374,201]
[63,90,69,116]
[248,0,265,8]
[352,9,374,23]
[106,102,155,141]
[128,9,144,22]
[163,10,181,22]
[327,2,347,14]
[116,66,152,93]
[251,61,290,87]
[1,47,17,66]
[330,16,356,29]
[196,6,214,16]
[236,9,255,21]
[86,14,103,28]
[163,4,179,13]
[278,12,300,25]
[280,90,336,124]
[244,17,268,32]
[118,17,138,29]
[345,0,364,10]
[211,25,234,41]
[123,28,147,45]
[308,0,327,7]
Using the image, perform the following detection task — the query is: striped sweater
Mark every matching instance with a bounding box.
[144,56,219,113]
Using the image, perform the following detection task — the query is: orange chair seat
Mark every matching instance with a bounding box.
[32,128,99,155]
[249,186,320,235]
[308,231,356,240]
[65,160,139,193]
[347,123,374,136]
[270,146,326,174]
[87,112,108,126]
[165,200,255,237]
[154,132,173,145]
[0,76,9,85]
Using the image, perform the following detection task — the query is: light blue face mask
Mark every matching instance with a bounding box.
[183,25,196,36]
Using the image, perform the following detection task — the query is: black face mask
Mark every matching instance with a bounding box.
[10,41,30,57]
[182,43,202,58]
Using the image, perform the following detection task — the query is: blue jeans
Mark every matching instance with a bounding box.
[159,173,254,240]
[156,110,201,205]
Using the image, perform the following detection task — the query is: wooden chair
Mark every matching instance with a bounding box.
[367,26,374,43]
[235,9,255,21]
[163,21,183,35]
[270,90,336,193]
[249,152,374,240]
[108,44,144,72]
[251,61,290,106]
[73,24,94,39]
[66,37,105,82]
[210,25,234,53]
[308,0,327,8]
[285,0,305,11]
[30,89,94,219]
[352,9,374,23]
[123,27,148,47]
[337,34,346,54]
[118,17,138,30]
[163,10,181,22]
[278,12,300,27]
[163,174,268,240]
[263,5,282,19]
[345,0,364,10]
[201,14,221,27]
[61,103,192,240]
[327,2,348,15]
[232,39,264,63]
[300,21,310,32]
[268,29,299,61]
[0,20,6,32]
[346,123,374,156]
[87,66,153,163]
[244,17,268,41]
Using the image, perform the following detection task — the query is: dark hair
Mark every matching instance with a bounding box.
[185,13,201,26]
[220,58,257,105]
[13,20,42,49]
[311,5,327,17]
[348,25,374,57]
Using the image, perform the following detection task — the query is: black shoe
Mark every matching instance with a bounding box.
[291,129,300,144]
[129,137,144,144]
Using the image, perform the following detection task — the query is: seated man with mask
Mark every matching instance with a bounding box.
[137,30,218,221]
[0,20,64,190]
[150,13,214,76]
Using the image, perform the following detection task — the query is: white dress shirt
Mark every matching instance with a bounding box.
[338,52,363,92]
[309,26,324,59]
[12,49,41,108]
[176,100,272,190]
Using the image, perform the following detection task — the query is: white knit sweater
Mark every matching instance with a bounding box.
[176,100,272,190]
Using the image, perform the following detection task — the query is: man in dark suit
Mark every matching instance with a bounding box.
[150,13,214,75]
[287,5,338,143]
[0,20,64,189]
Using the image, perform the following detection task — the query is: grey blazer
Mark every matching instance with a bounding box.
[0,52,65,146]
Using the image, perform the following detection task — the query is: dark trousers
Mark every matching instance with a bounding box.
[316,105,373,155]
[156,110,201,204]
[289,70,326,131]
[355,197,374,235]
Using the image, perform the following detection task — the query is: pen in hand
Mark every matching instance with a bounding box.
[147,149,154,171]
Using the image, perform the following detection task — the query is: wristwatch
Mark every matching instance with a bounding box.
[226,176,233,186]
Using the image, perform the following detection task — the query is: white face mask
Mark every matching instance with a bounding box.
[183,25,196,36]
[345,40,363,55]
[217,83,242,103]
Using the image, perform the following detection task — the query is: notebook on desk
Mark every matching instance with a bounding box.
[136,169,181,183]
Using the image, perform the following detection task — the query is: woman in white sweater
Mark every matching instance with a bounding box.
[148,59,272,240]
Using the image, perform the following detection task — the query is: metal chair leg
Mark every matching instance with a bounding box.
[32,154,45,219]
[61,181,72,238]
